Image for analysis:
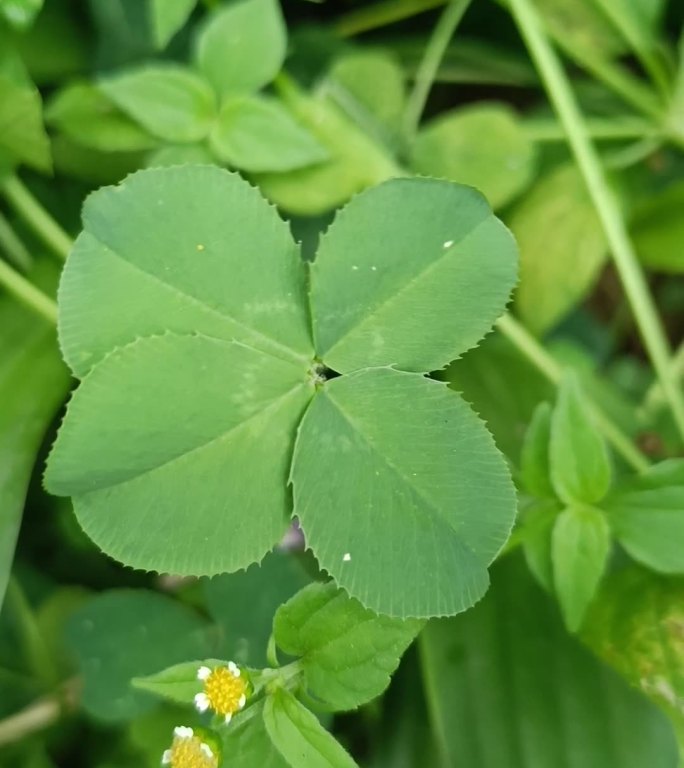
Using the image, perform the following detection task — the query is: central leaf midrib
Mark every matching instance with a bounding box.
[87,383,309,494]
[325,386,479,557]
[90,233,310,366]
[318,213,491,361]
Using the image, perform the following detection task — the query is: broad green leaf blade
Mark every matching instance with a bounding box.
[521,499,559,592]
[194,0,286,97]
[210,95,328,173]
[149,0,196,49]
[46,82,158,152]
[604,459,684,573]
[583,566,684,747]
[274,582,423,711]
[45,334,313,576]
[552,505,611,632]
[519,402,553,498]
[264,688,359,768]
[0,71,51,171]
[410,104,536,210]
[631,181,684,274]
[58,165,313,376]
[254,83,400,216]
[421,555,678,768]
[204,550,311,667]
[65,589,211,722]
[222,700,290,768]
[99,65,216,143]
[0,266,69,609]
[292,368,516,618]
[311,178,517,373]
[550,374,612,505]
[512,164,607,335]
[323,51,406,135]
[0,0,43,29]
[132,658,225,705]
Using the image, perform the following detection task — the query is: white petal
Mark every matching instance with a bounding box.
[161,749,172,765]
[238,694,246,709]
[200,743,214,759]
[224,712,233,724]
[194,693,210,713]
[174,726,194,739]
[228,661,240,677]
[197,665,211,681]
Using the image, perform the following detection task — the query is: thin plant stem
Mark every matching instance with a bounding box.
[402,0,472,139]
[1,176,71,262]
[523,117,655,143]
[0,211,31,270]
[0,258,57,324]
[549,31,663,121]
[590,0,671,100]
[496,314,650,473]
[642,341,684,413]
[336,0,446,37]
[0,678,79,747]
[508,0,684,444]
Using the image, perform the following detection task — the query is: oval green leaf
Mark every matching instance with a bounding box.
[45,334,313,576]
[291,368,516,618]
[311,177,518,373]
[58,165,313,377]
[410,103,536,210]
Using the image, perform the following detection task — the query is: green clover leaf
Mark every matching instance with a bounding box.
[45,165,518,618]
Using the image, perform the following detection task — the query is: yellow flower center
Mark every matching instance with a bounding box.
[165,730,217,768]
[204,666,247,716]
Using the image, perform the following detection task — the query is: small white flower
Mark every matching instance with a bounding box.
[227,661,240,678]
[238,694,246,709]
[194,692,210,713]
[200,744,214,759]
[224,712,232,724]
[197,665,211,681]
[161,749,172,765]
[174,726,194,739]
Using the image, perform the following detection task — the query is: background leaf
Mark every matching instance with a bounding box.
[264,688,359,768]
[0,66,51,171]
[274,582,423,710]
[204,550,311,667]
[45,334,312,576]
[583,566,684,748]
[0,265,68,609]
[254,84,400,216]
[292,368,516,618]
[630,181,684,274]
[210,95,328,172]
[552,505,611,632]
[420,555,678,768]
[57,165,313,376]
[310,177,518,373]
[149,0,196,49]
[511,164,607,335]
[604,460,684,574]
[65,589,212,722]
[194,0,286,97]
[550,374,612,505]
[519,402,554,498]
[410,103,536,210]
[46,82,158,153]
[222,700,290,767]
[99,65,216,143]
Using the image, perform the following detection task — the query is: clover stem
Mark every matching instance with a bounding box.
[1,176,72,262]
[508,0,684,446]
[0,211,32,270]
[402,0,472,139]
[0,258,57,324]
[495,314,650,473]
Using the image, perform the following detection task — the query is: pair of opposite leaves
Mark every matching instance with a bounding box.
[46,165,518,619]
